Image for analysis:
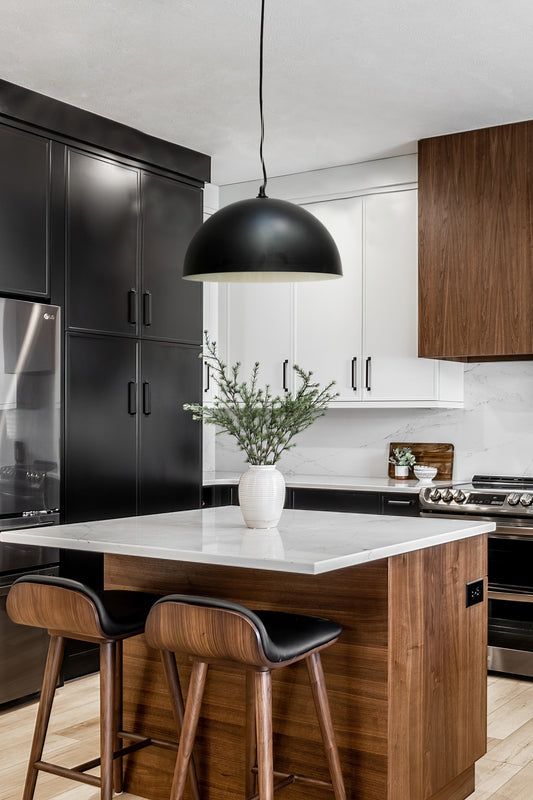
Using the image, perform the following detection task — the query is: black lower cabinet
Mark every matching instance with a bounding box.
[139,340,202,514]
[65,333,202,522]
[65,333,138,522]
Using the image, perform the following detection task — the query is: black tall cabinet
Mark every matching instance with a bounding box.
[0,80,210,677]
[63,147,204,523]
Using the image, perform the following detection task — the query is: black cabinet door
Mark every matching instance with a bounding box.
[65,333,138,522]
[139,340,202,515]
[0,124,50,297]
[66,150,139,335]
[141,172,202,343]
[291,488,381,514]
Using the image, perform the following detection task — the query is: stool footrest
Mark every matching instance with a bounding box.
[119,729,180,752]
[34,760,101,788]
[250,765,335,794]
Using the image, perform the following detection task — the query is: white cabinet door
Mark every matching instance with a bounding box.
[363,190,437,401]
[224,282,293,396]
[295,197,363,402]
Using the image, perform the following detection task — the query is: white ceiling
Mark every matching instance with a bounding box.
[1,0,533,186]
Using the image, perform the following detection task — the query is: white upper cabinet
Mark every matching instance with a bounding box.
[295,197,363,402]
[217,157,463,408]
[222,282,293,396]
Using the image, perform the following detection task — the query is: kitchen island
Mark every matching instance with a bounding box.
[0,507,495,800]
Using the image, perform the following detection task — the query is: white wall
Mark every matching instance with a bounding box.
[209,160,533,481]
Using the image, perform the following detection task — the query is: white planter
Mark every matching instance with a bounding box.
[238,465,285,529]
[394,464,410,479]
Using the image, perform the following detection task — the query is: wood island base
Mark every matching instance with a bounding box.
[105,534,487,800]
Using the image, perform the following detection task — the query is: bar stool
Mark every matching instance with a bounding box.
[145,594,346,800]
[6,575,200,800]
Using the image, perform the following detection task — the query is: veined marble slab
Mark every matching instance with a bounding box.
[203,471,451,493]
[0,507,494,575]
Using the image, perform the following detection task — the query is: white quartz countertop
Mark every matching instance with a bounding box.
[203,471,451,493]
[0,507,494,575]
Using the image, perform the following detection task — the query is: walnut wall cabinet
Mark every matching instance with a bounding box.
[418,121,533,361]
[220,188,463,407]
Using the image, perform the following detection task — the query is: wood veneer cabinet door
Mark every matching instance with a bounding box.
[418,122,533,360]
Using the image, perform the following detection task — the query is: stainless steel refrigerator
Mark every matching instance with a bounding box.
[0,298,61,705]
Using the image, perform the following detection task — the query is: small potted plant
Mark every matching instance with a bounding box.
[389,447,416,479]
[184,333,338,529]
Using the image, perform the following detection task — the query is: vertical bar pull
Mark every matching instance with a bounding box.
[128,382,137,415]
[351,357,357,391]
[143,291,153,326]
[204,363,210,393]
[282,359,289,392]
[365,357,372,391]
[142,382,151,415]
[128,290,137,325]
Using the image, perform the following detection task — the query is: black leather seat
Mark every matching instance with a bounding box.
[151,594,343,662]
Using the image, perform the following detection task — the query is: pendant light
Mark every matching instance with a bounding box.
[183,0,342,283]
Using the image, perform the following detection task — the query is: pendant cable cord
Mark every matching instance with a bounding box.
[257,0,268,198]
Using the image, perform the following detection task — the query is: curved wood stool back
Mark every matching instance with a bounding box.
[145,594,347,800]
[7,576,200,800]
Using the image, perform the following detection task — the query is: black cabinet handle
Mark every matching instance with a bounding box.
[128,290,137,325]
[282,359,289,392]
[128,382,137,415]
[142,381,151,415]
[365,356,372,391]
[204,363,210,393]
[351,357,357,391]
[143,291,152,326]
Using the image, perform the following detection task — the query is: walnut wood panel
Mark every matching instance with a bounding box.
[6,582,108,643]
[418,121,533,361]
[388,535,487,800]
[105,535,487,800]
[388,442,454,480]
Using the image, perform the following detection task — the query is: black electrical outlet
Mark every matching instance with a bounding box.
[466,579,484,607]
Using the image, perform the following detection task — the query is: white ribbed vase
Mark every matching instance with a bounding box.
[238,465,285,529]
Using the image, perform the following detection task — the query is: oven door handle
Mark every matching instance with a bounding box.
[488,589,533,603]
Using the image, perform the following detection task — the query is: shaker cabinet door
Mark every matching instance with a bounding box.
[139,340,202,515]
[141,172,203,343]
[65,333,138,522]
[0,124,50,297]
[66,150,139,335]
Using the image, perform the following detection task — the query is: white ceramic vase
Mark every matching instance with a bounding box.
[238,465,285,529]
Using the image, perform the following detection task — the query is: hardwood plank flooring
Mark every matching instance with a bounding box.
[0,674,147,800]
[1,670,533,800]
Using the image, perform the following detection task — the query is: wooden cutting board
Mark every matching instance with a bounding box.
[387,442,454,480]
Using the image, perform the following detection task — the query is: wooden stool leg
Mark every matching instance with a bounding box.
[254,670,274,800]
[170,660,208,800]
[113,639,124,794]
[22,635,65,800]
[100,640,116,800]
[245,670,257,799]
[161,650,201,800]
[306,652,346,800]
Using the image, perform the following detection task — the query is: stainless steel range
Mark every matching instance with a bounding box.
[421,474,533,677]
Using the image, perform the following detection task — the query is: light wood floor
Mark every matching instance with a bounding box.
[1,671,533,800]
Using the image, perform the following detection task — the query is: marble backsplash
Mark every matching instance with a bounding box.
[208,361,533,482]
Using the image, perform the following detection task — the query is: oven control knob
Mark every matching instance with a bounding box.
[428,489,441,502]
[520,493,533,507]
[453,489,466,503]
[508,492,521,506]
[441,489,454,503]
